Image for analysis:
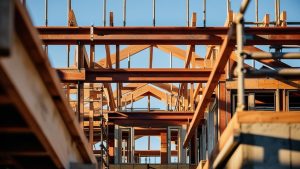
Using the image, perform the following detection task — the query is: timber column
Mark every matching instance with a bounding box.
[160,131,168,164]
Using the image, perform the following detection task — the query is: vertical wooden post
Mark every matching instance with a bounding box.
[89,43,95,148]
[166,93,169,111]
[280,11,287,27]
[160,131,168,164]
[248,93,255,111]
[218,82,226,134]
[109,11,114,27]
[128,52,131,68]
[225,89,231,124]
[116,45,121,111]
[184,84,189,111]
[90,44,95,68]
[66,1,71,105]
[77,43,84,128]
[148,95,151,112]
[89,109,94,146]
[190,83,194,111]
[77,82,84,128]
[276,89,280,111]
[105,45,112,68]
[282,89,287,111]
[263,14,270,27]
[116,45,120,69]
[131,93,134,111]
[149,46,153,68]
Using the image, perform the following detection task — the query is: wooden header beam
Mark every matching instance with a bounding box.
[37,26,300,45]
[57,68,225,83]
[226,78,300,89]
[108,111,194,120]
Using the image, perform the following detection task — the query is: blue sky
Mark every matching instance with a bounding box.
[25,0,300,159]
[25,0,300,69]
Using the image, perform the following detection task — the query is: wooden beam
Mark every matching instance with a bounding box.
[161,131,167,164]
[12,1,96,165]
[226,78,300,89]
[149,46,153,68]
[57,68,224,83]
[193,83,202,101]
[38,26,300,45]
[190,83,194,111]
[90,44,95,68]
[109,11,114,27]
[184,45,195,68]
[105,45,112,68]
[183,25,235,147]
[68,9,90,68]
[218,82,227,134]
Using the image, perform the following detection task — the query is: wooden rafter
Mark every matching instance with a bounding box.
[183,24,236,147]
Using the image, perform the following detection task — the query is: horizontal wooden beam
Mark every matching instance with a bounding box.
[37,26,300,45]
[108,111,194,120]
[37,26,300,35]
[57,68,225,83]
[111,119,195,127]
[226,78,300,89]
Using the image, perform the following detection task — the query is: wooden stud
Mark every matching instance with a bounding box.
[190,83,194,111]
[160,131,168,164]
[105,45,112,68]
[280,11,287,27]
[225,89,232,124]
[149,46,153,68]
[148,95,151,112]
[276,89,280,111]
[282,89,287,111]
[90,44,95,68]
[109,11,114,27]
[218,82,227,134]
[89,109,94,146]
[263,14,270,27]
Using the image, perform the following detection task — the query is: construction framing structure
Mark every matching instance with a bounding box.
[1,0,300,169]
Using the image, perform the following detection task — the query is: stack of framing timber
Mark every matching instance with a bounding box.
[0,1,96,168]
